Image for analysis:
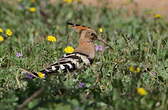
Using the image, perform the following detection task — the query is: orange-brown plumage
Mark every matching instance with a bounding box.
[75,29,97,59]
[67,22,97,58]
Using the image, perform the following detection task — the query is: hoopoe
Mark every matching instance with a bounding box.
[22,22,98,79]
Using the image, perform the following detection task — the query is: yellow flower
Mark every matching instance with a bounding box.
[47,35,57,42]
[129,66,134,72]
[137,88,148,96]
[129,66,141,73]
[99,28,104,33]
[64,46,74,53]
[0,28,3,33]
[64,0,73,3]
[135,67,141,73]
[154,14,162,19]
[37,72,45,78]
[5,29,13,36]
[0,36,4,42]
[28,7,36,13]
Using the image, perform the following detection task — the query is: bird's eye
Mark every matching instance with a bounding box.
[91,33,97,38]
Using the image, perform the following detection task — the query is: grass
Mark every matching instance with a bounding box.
[0,0,168,110]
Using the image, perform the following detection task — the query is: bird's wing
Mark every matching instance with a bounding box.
[22,52,93,79]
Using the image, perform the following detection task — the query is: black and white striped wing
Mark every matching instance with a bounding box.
[45,52,93,72]
[23,52,93,79]
[30,52,93,78]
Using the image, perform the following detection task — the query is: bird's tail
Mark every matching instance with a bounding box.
[20,64,60,79]
[21,52,93,79]
[20,68,39,79]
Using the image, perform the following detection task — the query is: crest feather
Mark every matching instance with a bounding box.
[67,22,90,30]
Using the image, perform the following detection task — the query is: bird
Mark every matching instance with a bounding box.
[21,22,98,79]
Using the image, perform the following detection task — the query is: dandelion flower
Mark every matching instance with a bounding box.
[129,66,134,72]
[37,72,45,78]
[28,7,36,13]
[154,14,162,19]
[5,29,13,36]
[0,28,3,33]
[136,67,141,72]
[99,28,104,33]
[64,46,74,53]
[0,36,4,42]
[47,35,57,42]
[64,0,73,3]
[129,65,141,73]
[137,88,148,96]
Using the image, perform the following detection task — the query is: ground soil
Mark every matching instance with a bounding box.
[1,0,168,18]
[51,0,168,18]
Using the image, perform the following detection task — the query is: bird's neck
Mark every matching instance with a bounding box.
[75,40,95,59]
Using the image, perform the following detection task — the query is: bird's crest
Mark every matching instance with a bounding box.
[67,22,90,30]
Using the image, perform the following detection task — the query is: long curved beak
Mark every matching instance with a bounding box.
[97,37,113,50]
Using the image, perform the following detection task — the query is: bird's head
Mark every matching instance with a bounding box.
[67,22,98,42]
